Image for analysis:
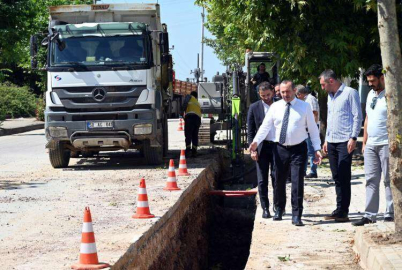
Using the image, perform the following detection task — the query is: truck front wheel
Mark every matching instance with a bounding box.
[143,140,163,165]
[49,141,70,168]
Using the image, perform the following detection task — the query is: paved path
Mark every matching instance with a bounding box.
[245,155,393,269]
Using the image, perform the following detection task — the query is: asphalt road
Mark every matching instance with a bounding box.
[0,122,209,269]
[0,129,48,169]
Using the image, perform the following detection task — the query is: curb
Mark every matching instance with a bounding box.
[353,226,401,269]
[0,123,44,136]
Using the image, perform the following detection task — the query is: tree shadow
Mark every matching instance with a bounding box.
[305,179,363,188]
[0,180,45,190]
[65,149,217,171]
[13,133,45,136]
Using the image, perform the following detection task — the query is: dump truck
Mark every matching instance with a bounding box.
[30,3,173,167]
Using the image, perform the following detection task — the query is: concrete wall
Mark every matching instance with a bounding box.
[112,153,224,270]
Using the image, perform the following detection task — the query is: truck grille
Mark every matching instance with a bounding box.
[53,85,146,112]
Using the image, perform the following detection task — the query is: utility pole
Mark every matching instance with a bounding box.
[200,7,205,82]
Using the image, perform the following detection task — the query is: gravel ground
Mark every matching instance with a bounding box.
[0,120,216,270]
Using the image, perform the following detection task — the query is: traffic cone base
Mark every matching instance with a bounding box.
[133,178,155,219]
[163,186,181,191]
[177,168,190,176]
[164,159,181,191]
[178,149,191,176]
[71,262,110,270]
[132,213,155,219]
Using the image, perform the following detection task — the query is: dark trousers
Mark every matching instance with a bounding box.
[256,141,275,210]
[327,141,353,214]
[184,114,201,148]
[273,142,307,217]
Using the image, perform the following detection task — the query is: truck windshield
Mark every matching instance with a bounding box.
[50,35,147,66]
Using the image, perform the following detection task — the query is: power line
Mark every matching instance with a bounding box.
[173,50,193,70]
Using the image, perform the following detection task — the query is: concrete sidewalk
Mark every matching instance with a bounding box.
[245,155,399,270]
[0,117,44,136]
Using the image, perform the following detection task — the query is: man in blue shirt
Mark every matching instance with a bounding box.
[352,64,394,226]
[320,69,363,222]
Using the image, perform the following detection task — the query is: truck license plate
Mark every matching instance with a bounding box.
[88,121,113,129]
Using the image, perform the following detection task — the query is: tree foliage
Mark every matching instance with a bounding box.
[0,0,92,82]
[196,0,401,84]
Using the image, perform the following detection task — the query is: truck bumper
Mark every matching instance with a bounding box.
[45,109,161,149]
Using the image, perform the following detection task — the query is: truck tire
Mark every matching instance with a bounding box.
[49,142,70,168]
[143,140,163,165]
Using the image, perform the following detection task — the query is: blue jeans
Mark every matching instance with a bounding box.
[304,135,317,175]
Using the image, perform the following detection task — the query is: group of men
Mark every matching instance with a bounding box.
[247,64,394,227]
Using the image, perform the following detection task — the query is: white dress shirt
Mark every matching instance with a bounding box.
[253,98,321,151]
[261,100,275,141]
[262,100,269,114]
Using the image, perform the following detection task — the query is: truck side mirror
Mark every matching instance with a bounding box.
[159,32,169,54]
[30,35,38,70]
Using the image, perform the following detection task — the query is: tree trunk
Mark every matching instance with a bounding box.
[377,0,402,235]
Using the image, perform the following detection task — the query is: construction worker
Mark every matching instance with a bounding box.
[182,91,202,157]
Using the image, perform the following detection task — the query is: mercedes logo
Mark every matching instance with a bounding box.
[92,88,107,102]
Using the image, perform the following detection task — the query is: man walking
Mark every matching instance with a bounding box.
[296,85,320,178]
[352,64,394,226]
[249,80,322,226]
[247,82,276,219]
[320,70,363,222]
[183,91,202,157]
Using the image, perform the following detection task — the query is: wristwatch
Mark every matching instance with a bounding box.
[351,137,357,141]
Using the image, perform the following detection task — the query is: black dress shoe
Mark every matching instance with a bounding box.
[305,173,318,178]
[384,217,394,222]
[273,209,283,221]
[262,208,272,219]
[334,212,350,222]
[324,210,339,220]
[191,147,198,157]
[352,217,375,226]
[292,216,304,226]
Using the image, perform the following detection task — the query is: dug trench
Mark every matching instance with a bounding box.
[112,151,257,270]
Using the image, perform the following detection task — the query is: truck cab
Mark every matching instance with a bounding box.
[31,4,172,167]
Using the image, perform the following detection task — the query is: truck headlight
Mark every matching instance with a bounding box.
[49,127,68,138]
[133,124,152,135]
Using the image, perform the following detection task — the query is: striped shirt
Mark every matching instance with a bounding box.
[326,84,362,143]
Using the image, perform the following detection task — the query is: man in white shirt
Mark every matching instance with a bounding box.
[247,82,276,219]
[352,64,394,226]
[249,80,322,226]
[296,85,320,178]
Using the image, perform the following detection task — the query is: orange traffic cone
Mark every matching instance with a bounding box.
[133,178,155,219]
[163,159,181,191]
[71,207,110,270]
[177,119,184,131]
[178,150,190,176]
[181,117,185,127]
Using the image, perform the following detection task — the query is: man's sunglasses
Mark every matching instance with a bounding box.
[370,96,378,110]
